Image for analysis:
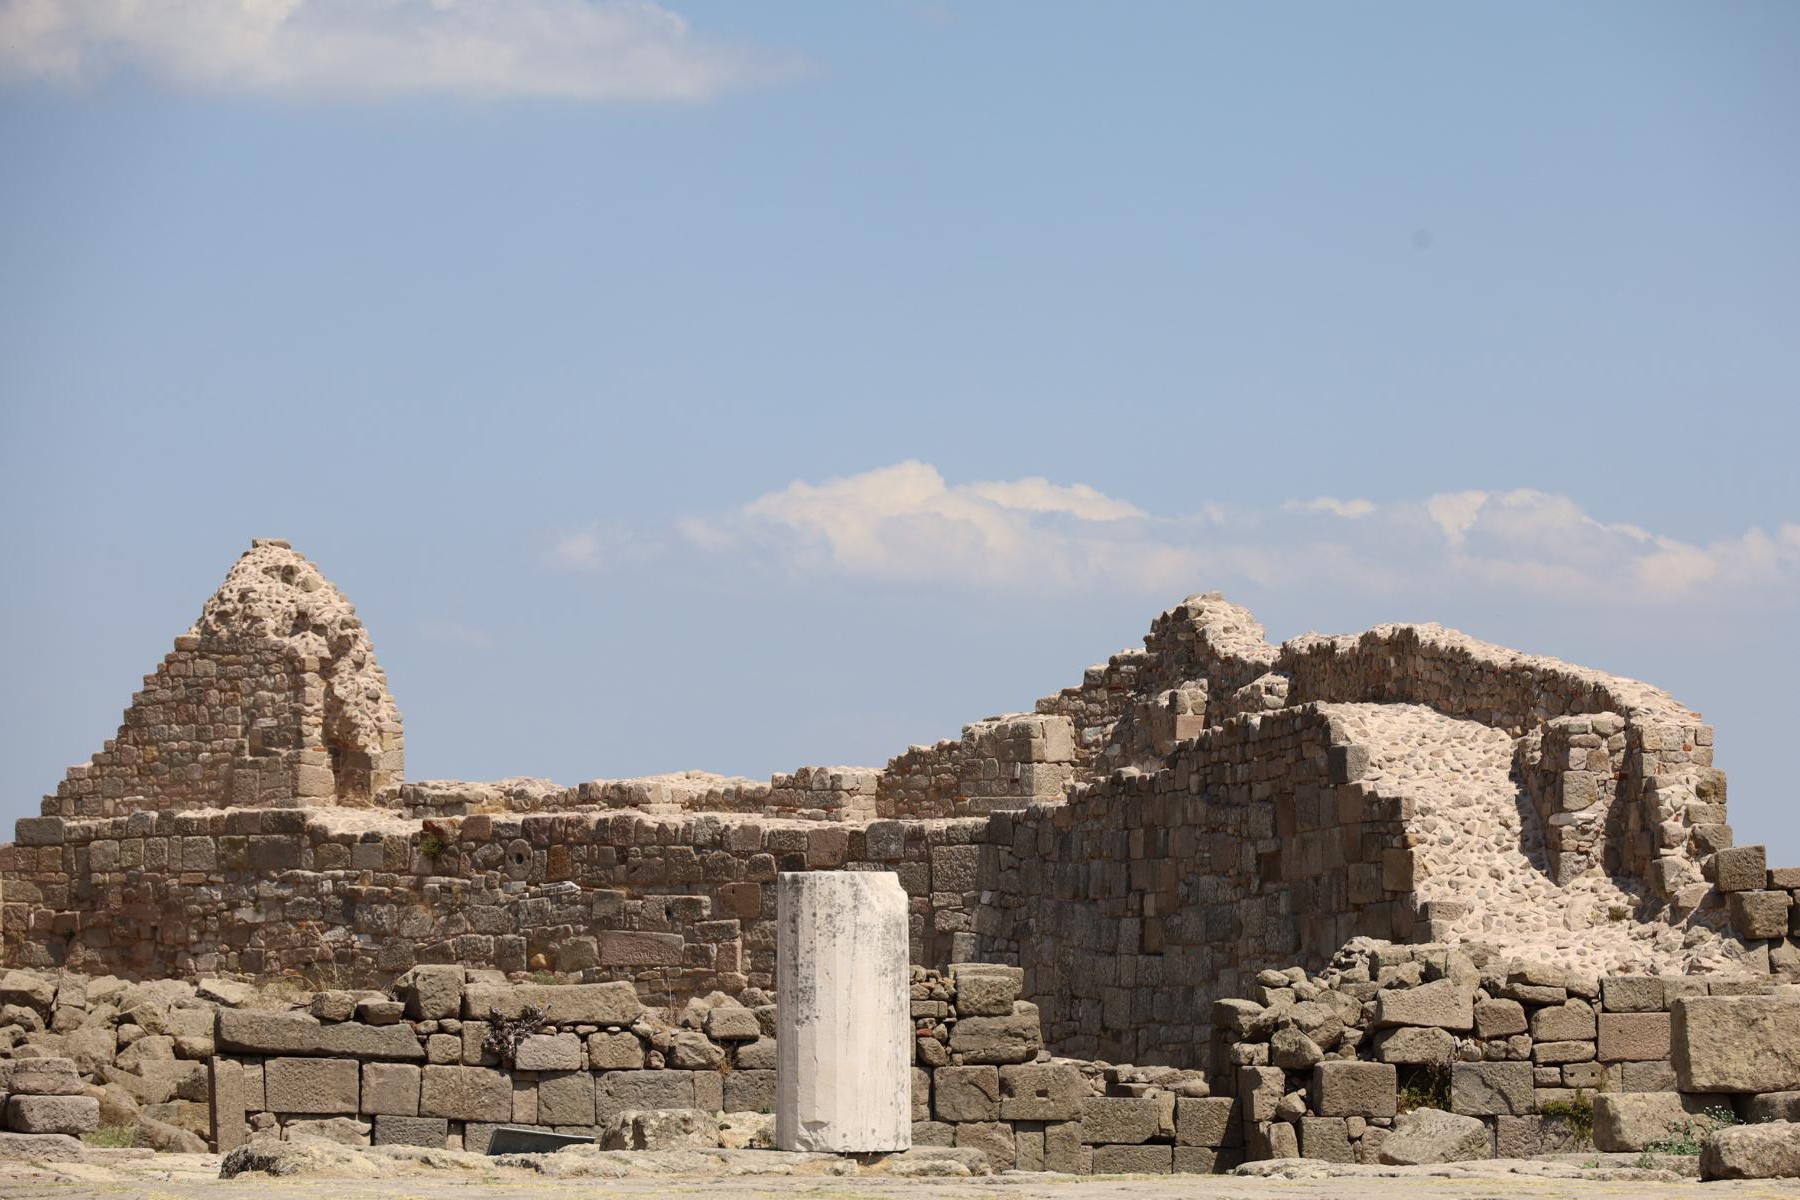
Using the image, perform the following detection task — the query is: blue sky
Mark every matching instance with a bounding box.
[2,2,1796,861]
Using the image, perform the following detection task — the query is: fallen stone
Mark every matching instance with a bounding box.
[134,1114,209,1153]
[0,1131,86,1162]
[1700,1121,1800,1180]
[220,1136,386,1178]
[601,1108,720,1151]
[1376,1107,1492,1164]
[1592,1091,1709,1152]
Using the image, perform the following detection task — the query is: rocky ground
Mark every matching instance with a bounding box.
[0,1146,1795,1200]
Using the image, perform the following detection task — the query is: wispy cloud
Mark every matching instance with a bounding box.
[544,518,663,572]
[602,462,1799,607]
[0,0,799,101]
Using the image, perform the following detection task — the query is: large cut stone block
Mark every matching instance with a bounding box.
[1377,1108,1491,1164]
[596,1070,693,1121]
[514,1033,583,1072]
[462,981,642,1026]
[948,1006,1044,1064]
[1601,976,1665,1013]
[1092,1144,1171,1174]
[537,1070,596,1125]
[999,1063,1086,1121]
[372,1115,447,1148]
[419,1065,511,1121]
[1712,845,1766,892]
[1078,1096,1166,1144]
[4,1094,99,1136]
[1310,1061,1396,1118]
[360,1063,420,1116]
[1598,1012,1671,1062]
[1672,996,1800,1092]
[775,872,912,1153]
[933,1066,999,1121]
[1592,1092,1708,1152]
[216,1010,423,1060]
[1374,980,1473,1031]
[1176,1097,1240,1147]
[1700,1122,1800,1181]
[265,1058,358,1114]
[1450,1062,1534,1116]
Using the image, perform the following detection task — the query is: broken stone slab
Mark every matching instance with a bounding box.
[1450,1061,1534,1117]
[5,1094,99,1136]
[600,1109,719,1151]
[1374,979,1474,1031]
[946,1005,1044,1064]
[1700,1121,1800,1180]
[216,1010,424,1060]
[462,981,642,1026]
[1376,1107,1492,1164]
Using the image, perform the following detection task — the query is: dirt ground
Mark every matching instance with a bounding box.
[1,1149,1795,1200]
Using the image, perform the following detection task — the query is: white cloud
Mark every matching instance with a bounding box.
[544,519,662,572]
[1286,496,1375,519]
[0,0,795,100]
[631,462,1800,608]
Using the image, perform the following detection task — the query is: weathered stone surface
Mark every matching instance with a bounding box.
[4,1094,99,1135]
[265,1057,359,1115]
[1601,976,1666,1013]
[372,1114,447,1148]
[396,966,464,1021]
[513,1033,583,1072]
[951,970,1019,1017]
[0,1132,86,1162]
[216,1010,423,1060]
[601,1108,718,1151]
[704,1006,761,1042]
[1375,1026,1453,1065]
[934,1066,999,1121]
[537,1070,596,1125]
[1091,1143,1171,1174]
[1673,996,1800,1092]
[462,981,642,1026]
[1530,999,1596,1042]
[1744,1092,1800,1124]
[1176,1097,1240,1147]
[596,1069,694,1122]
[419,1065,511,1121]
[1598,1011,1671,1062]
[1592,1091,1709,1152]
[359,1062,420,1116]
[1701,1121,1800,1180]
[947,1007,1044,1065]
[1079,1096,1164,1144]
[1299,1115,1354,1163]
[998,1063,1085,1121]
[1713,845,1767,892]
[724,1069,776,1114]
[1374,980,1473,1031]
[1451,1062,1534,1117]
[1310,1061,1396,1118]
[589,1031,644,1070]
[1377,1107,1491,1165]
[953,1120,1016,1171]
[1,1057,83,1095]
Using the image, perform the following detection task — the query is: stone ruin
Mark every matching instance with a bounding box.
[1,539,1797,1178]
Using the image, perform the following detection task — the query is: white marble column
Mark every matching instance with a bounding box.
[775,870,912,1152]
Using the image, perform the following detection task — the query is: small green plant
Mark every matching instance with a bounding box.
[84,1124,136,1149]
[1539,1090,1595,1143]
[1396,1064,1451,1112]
[525,970,567,986]
[1607,904,1630,922]
[1642,1106,1740,1156]
[418,834,445,858]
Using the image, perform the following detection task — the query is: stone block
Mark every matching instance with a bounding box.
[514,1033,583,1072]
[1598,1012,1670,1062]
[947,1006,1043,1065]
[1173,1145,1238,1174]
[1079,1096,1164,1144]
[398,965,464,1021]
[1238,1065,1285,1121]
[1091,1143,1171,1174]
[704,1007,761,1042]
[1043,1120,1082,1172]
[589,1031,644,1070]
[1531,1040,1596,1065]
[1310,1061,1396,1118]
[1620,1060,1679,1092]
[0,1132,86,1161]
[216,1010,423,1060]
[1601,976,1665,1013]
[419,1065,511,1122]
[1713,845,1766,892]
[359,1062,420,1116]
[596,1069,694,1121]
[1473,998,1528,1039]
[1300,1115,1354,1163]
[1176,1096,1240,1147]
[1592,1091,1708,1152]
[265,1058,358,1115]
[1494,1113,1588,1158]
[952,973,1019,1017]
[735,1038,776,1071]
[1742,1092,1800,1123]
[4,1094,99,1136]
[1377,1107,1491,1164]
[1374,980,1473,1031]
[536,1071,596,1126]
[1,1058,83,1095]
[1451,1062,1534,1116]
[953,1120,1016,1171]
[462,981,642,1026]
[1700,1122,1800,1181]
[1730,891,1792,940]
[602,1108,717,1151]
[1672,996,1800,1092]
[998,1063,1085,1121]
[1375,1026,1454,1065]
[933,1066,999,1121]
[691,1070,723,1113]
[1530,1000,1596,1042]
[724,1069,776,1114]
[372,1114,446,1148]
